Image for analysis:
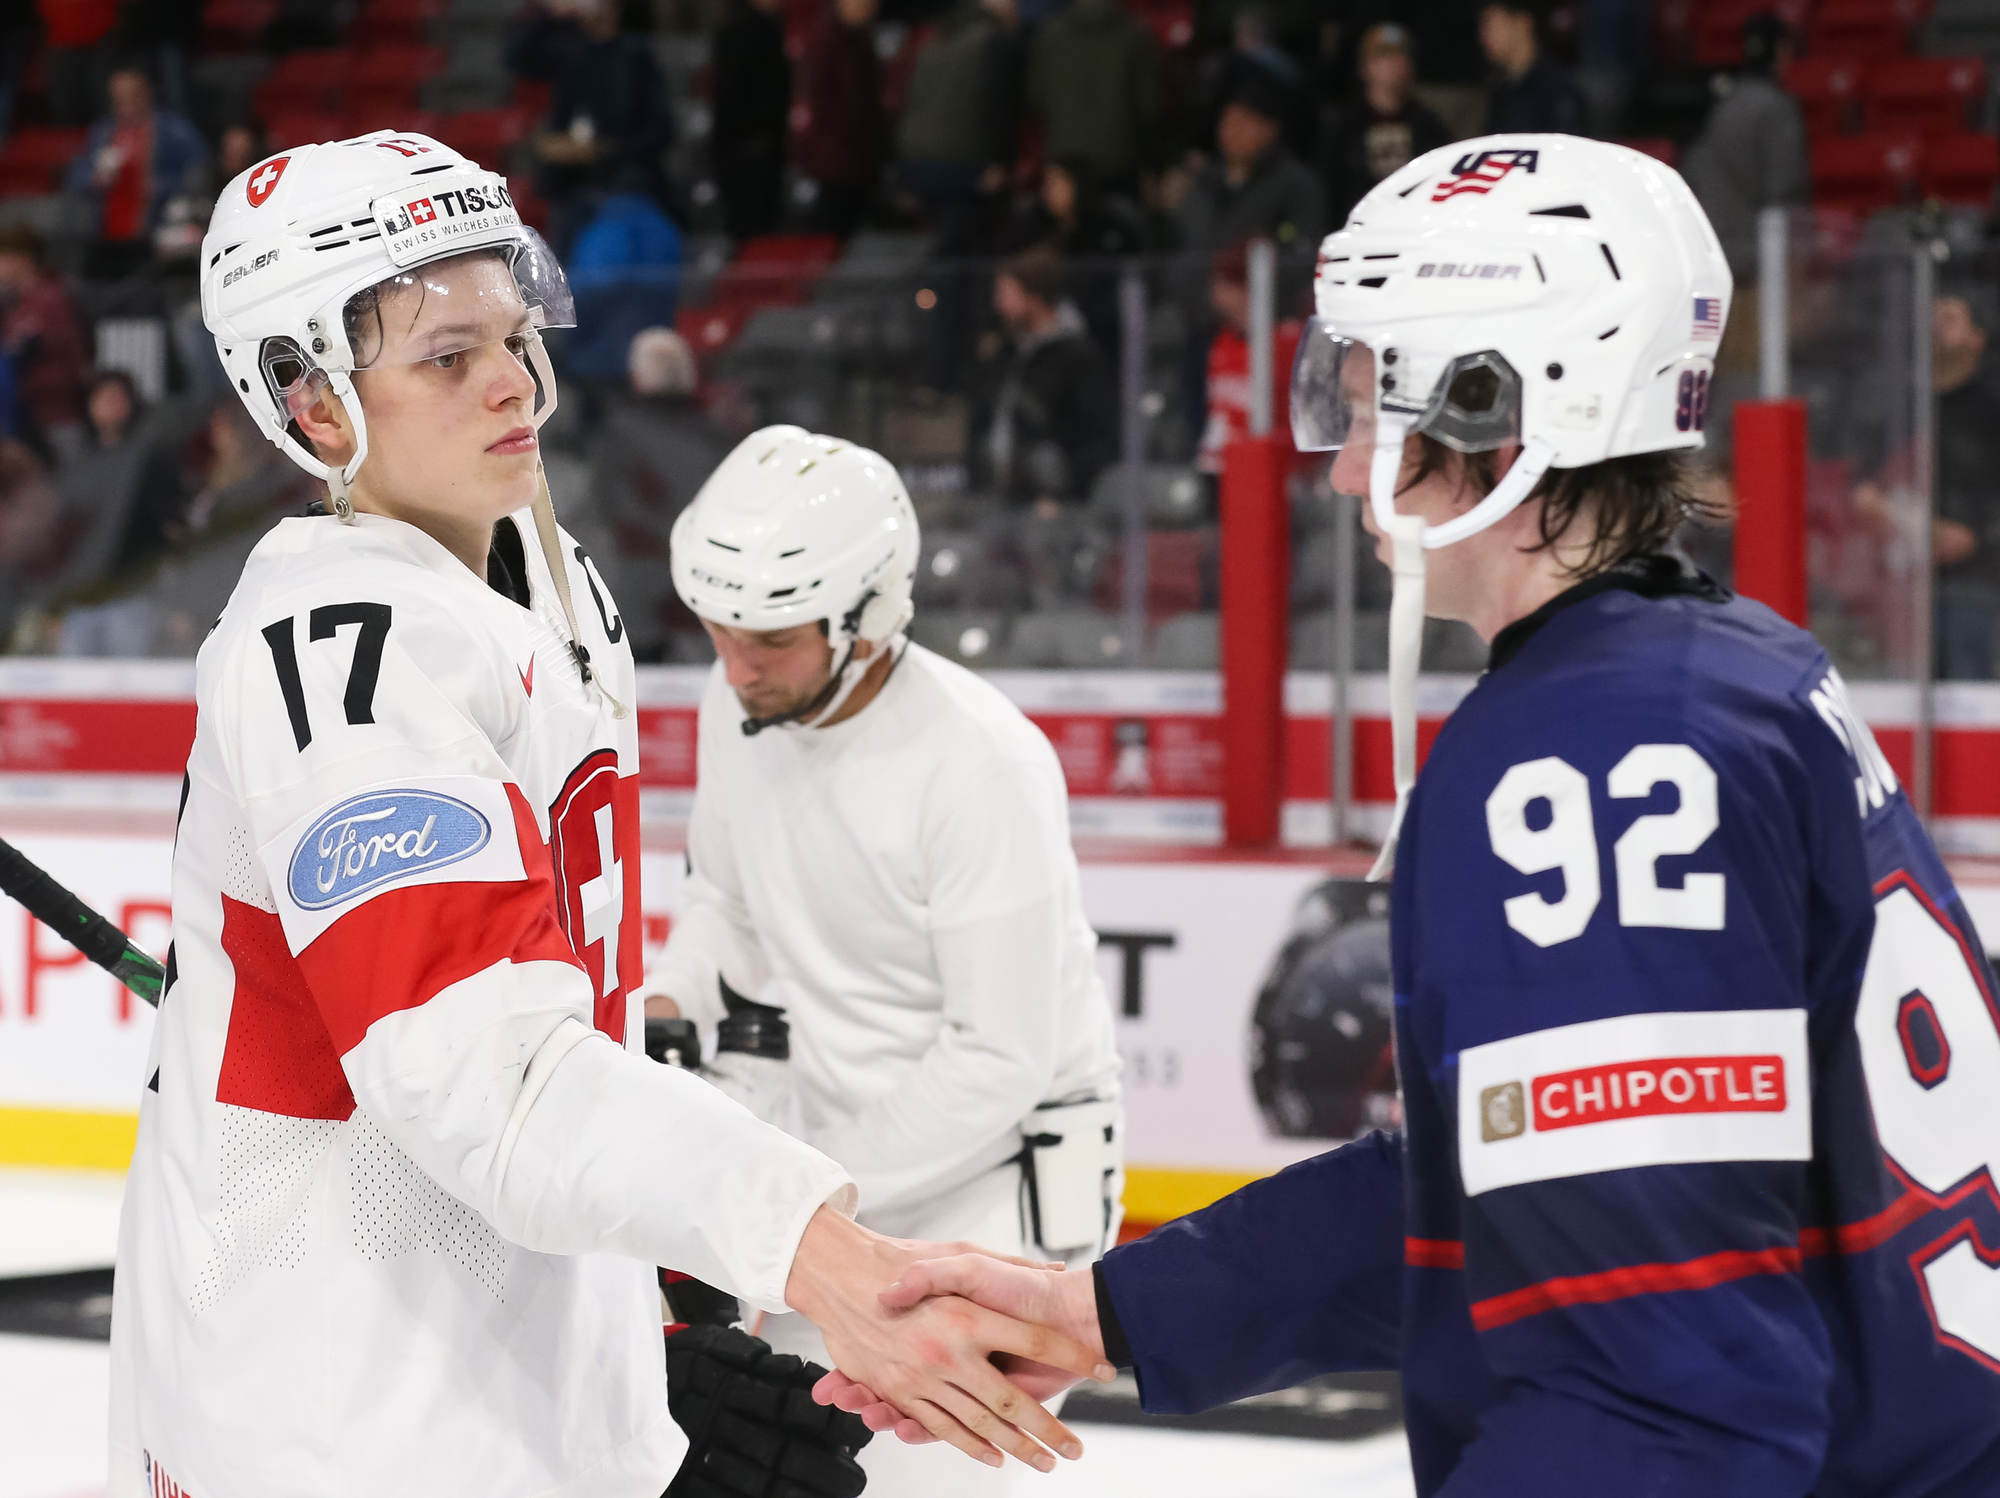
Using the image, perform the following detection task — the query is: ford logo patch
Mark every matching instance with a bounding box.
[288,789,491,912]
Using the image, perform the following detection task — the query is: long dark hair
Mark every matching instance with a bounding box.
[1406,436,1724,578]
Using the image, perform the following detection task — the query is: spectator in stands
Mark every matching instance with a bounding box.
[534,0,677,254]
[1009,156,1147,359]
[587,327,733,660]
[64,62,208,281]
[48,367,184,655]
[118,0,202,121]
[1479,0,1589,136]
[971,242,1117,513]
[0,437,61,609]
[1320,22,1452,226]
[1175,68,1323,455]
[0,0,36,138]
[1194,4,1310,166]
[215,124,264,186]
[1178,70,1324,282]
[560,190,684,381]
[799,0,885,240]
[711,0,792,241]
[896,0,1025,221]
[1026,0,1160,194]
[38,0,119,126]
[1855,290,2000,680]
[505,0,589,88]
[1680,13,1807,286]
[897,0,1026,390]
[1196,240,1302,478]
[148,397,311,653]
[0,224,90,466]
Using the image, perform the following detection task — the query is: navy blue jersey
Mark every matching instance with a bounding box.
[1098,560,2000,1496]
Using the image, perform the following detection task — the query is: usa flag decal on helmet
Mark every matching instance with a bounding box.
[1432,148,1540,202]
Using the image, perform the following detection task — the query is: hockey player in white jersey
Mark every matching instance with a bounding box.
[107,132,1109,1498]
[649,425,1126,1496]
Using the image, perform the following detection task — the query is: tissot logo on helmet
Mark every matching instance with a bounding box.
[1431,148,1540,202]
[245,155,289,207]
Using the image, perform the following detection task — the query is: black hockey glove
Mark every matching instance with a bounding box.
[663,1321,872,1498]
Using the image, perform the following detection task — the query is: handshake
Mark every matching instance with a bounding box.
[784,1207,1112,1475]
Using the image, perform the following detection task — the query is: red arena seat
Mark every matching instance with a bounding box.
[1811,132,1922,213]
[0,126,87,195]
[1863,55,1986,135]
[1921,131,2000,208]
[1784,57,1868,137]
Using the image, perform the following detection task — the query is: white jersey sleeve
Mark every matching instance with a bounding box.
[223,574,849,1306]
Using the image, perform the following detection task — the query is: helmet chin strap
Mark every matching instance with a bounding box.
[319,370,369,523]
[740,627,909,737]
[1368,416,1425,883]
[1364,426,1556,882]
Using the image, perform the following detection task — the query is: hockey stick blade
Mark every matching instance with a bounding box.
[0,835,165,1006]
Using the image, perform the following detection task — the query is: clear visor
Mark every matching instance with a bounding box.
[1289,318,1523,456]
[348,229,574,371]
[263,230,574,419]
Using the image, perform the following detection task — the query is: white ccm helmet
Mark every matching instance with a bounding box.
[1290,134,1732,876]
[671,426,919,734]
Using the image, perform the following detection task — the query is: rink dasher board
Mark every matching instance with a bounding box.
[11,662,2000,849]
[0,820,1392,1221]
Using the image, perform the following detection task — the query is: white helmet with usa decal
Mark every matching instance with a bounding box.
[671,425,919,733]
[1289,134,1731,878]
[1293,133,1732,522]
[201,130,574,511]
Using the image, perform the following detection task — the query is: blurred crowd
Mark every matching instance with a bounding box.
[0,0,1992,680]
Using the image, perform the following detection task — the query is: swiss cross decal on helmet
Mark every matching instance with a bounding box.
[1289,133,1732,879]
[245,155,289,207]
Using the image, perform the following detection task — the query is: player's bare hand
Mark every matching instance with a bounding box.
[881,1254,1106,1374]
[813,1367,935,1445]
[784,1208,1108,1472]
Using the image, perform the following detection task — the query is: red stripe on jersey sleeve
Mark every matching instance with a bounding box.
[297,783,587,1056]
[1470,1245,1803,1332]
[1405,1237,1466,1269]
[216,893,356,1120]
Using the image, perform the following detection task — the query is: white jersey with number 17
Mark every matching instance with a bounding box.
[109,509,853,1498]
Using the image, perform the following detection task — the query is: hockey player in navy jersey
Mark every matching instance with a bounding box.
[817,133,2000,1495]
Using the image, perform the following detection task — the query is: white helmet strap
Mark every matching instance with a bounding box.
[324,368,368,523]
[739,583,910,736]
[520,336,628,720]
[1365,423,1556,881]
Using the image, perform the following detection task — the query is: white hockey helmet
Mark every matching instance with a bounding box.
[671,425,919,732]
[201,130,575,509]
[1289,135,1732,875]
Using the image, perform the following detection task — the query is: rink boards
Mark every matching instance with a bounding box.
[6,661,2000,1226]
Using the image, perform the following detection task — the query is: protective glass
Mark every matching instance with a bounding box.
[261,231,574,420]
[1289,317,1523,455]
[346,229,575,372]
